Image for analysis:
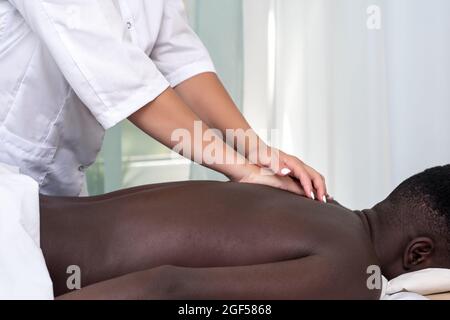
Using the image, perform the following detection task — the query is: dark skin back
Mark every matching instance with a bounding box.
[40,181,381,300]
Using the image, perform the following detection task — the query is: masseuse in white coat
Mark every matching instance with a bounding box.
[0,0,327,201]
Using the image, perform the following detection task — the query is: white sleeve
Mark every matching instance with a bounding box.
[8,0,170,129]
[150,0,216,87]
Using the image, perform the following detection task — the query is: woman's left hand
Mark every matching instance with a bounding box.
[248,146,328,202]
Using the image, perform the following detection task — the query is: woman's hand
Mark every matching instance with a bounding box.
[248,146,328,202]
[233,166,306,196]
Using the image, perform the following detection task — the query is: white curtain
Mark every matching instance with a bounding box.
[243,0,450,209]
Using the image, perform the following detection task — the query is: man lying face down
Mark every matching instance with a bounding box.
[39,165,450,300]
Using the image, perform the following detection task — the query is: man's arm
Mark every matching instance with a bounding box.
[58,256,380,300]
[160,257,380,300]
[56,267,169,300]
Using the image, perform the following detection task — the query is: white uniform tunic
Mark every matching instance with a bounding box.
[0,0,215,196]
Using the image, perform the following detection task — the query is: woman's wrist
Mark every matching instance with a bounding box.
[240,131,268,161]
[247,140,271,165]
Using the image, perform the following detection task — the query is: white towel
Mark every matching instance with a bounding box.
[0,164,53,300]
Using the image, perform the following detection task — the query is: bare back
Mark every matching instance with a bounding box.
[40,181,379,297]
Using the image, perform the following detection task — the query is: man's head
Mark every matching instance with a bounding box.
[375,165,450,279]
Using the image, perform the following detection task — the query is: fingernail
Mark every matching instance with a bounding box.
[310,191,315,200]
[323,195,327,203]
[281,168,291,176]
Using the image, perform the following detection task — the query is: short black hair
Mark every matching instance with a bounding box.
[387,165,450,258]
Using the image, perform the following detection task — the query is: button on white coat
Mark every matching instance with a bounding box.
[0,0,216,196]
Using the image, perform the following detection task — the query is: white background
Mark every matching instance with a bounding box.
[243,0,450,209]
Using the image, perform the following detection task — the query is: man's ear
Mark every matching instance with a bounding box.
[403,237,435,270]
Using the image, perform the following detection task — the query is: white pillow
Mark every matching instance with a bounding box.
[386,269,450,296]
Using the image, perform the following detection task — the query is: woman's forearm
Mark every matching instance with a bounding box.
[175,72,265,158]
[128,87,255,181]
[128,80,323,197]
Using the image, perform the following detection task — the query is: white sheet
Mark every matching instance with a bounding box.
[0,164,53,300]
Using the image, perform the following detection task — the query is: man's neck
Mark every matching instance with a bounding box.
[358,207,397,276]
